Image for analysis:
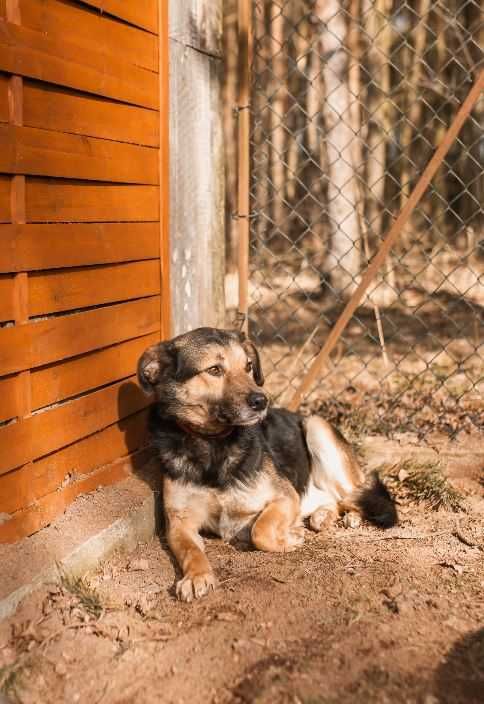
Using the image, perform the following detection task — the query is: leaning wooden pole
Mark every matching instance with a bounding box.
[237,0,252,334]
[288,70,484,412]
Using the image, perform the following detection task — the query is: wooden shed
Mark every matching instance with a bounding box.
[0,0,224,544]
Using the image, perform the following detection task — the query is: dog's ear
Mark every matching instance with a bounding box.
[137,342,176,394]
[237,334,264,387]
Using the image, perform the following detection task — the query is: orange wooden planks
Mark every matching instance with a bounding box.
[26,180,160,222]
[24,82,159,147]
[0,410,149,514]
[0,296,160,376]
[0,275,15,321]
[0,374,21,422]
[0,375,149,474]
[30,296,160,368]
[20,0,158,72]
[77,0,158,34]
[31,333,159,409]
[0,124,159,183]
[29,260,161,316]
[0,20,159,108]
[30,375,148,461]
[0,420,32,476]
[0,324,31,376]
[0,175,10,221]
[0,223,160,272]
[0,72,8,121]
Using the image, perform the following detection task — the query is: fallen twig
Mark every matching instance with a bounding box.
[453,529,483,551]
[335,530,449,542]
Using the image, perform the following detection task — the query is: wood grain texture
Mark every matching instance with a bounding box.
[0,223,160,272]
[20,0,158,72]
[0,20,159,108]
[0,175,10,222]
[0,0,169,533]
[0,296,160,375]
[26,180,159,223]
[0,375,148,474]
[0,72,8,121]
[0,410,149,514]
[23,82,159,147]
[169,39,225,334]
[0,374,21,422]
[77,0,158,34]
[30,296,160,368]
[0,448,151,543]
[0,275,15,321]
[0,124,159,183]
[0,324,30,376]
[31,333,159,409]
[29,260,161,316]
[169,0,222,59]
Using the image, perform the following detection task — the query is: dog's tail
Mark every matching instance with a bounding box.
[356,471,398,528]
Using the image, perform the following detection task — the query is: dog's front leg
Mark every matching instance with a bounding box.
[166,513,216,602]
[163,477,216,602]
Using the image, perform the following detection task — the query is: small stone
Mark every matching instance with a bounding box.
[55,662,67,676]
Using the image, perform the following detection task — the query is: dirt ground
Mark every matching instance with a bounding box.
[1,435,483,704]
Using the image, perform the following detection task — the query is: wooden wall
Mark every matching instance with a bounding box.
[0,0,169,543]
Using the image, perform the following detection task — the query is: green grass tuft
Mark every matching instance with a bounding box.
[381,459,465,512]
[0,663,24,703]
[60,573,103,619]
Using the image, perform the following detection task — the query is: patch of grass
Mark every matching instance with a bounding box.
[0,662,25,703]
[60,573,103,619]
[381,459,465,512]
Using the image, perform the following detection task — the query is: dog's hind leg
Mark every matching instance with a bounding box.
[303,415,397,529]
[302,415,363,530]
[251,493,304,553]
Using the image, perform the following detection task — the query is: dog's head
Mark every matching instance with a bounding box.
[137,327,268,433]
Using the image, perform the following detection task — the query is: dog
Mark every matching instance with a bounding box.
[138,327,397,602]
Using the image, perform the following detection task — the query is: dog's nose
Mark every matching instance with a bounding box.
[247,392,268,411]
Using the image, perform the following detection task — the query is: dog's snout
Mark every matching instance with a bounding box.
[247,391,268,411]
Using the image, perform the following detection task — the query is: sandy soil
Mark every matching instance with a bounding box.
[1,438,483,704]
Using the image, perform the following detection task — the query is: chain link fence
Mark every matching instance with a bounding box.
[225,0,483,442]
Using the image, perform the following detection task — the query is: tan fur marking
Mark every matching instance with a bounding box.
[251,482,303,553]
[163,477,216,602]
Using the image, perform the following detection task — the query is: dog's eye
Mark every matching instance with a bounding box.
[206,365,224,377]
[246,360,253,373]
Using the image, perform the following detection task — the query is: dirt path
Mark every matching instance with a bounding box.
[1,449,483,704]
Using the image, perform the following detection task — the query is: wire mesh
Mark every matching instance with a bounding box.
[227,0,483,442]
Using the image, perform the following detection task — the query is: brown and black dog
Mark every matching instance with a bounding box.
[138,327,397,602]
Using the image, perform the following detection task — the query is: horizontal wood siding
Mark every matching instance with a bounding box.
[25,180,160,222]
[0,21,158,108]
[0,124,159,183]
[0,223,160,272]
[0,0,166,543]
[23,82,159,146]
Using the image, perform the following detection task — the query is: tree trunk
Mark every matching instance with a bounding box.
[315,0,360,296]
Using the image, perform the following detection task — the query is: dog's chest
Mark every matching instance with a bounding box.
[207,474,276,541]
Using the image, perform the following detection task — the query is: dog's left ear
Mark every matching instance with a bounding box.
[237,333,264,387]
[137,341,176,394]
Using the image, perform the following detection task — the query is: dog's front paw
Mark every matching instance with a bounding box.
[176,571,217,602]
[284,525,305,551]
